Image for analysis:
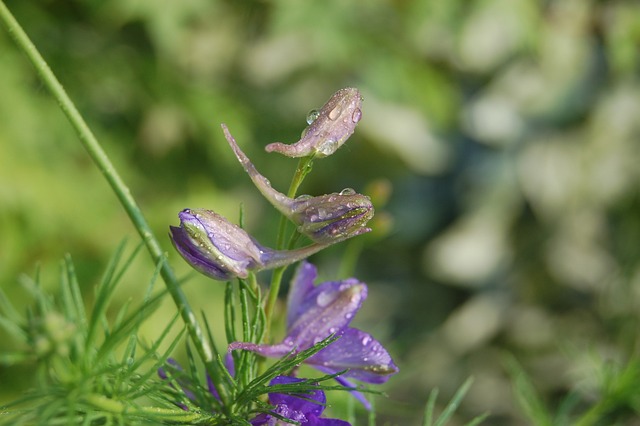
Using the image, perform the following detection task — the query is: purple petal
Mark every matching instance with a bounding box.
[286,262,320,328]
[252,376,350,425]
[307,328,399,384]
[268,376,326,418]
[169,226,231,280]
[286,268,367,349]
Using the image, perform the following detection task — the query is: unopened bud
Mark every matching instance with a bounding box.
[265,87,363,158]
[170,208,334,281]
[289,189,374,244]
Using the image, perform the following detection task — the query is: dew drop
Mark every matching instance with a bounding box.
[328,105,342,120]
[316,291,334,307]
[339,188,356,196]
[306,109,320,125]
[317,139,338,156]
[361,335,372,345]
[352,108,362,123]
[328,327,337,334]
[295,194,313,201]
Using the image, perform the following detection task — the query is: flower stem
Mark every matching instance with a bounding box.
[0,1,231,409]
[264,156,314,335]
[85,393,201,422]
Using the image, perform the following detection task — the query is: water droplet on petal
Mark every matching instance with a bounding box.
[316,291,334,307]
[340,188,356,196]
[352,108,362,123]
[306,109,320,125]
[361,335,372,345]
[295,194,313,201]
[329,327,337,333]
[328,105,342,120]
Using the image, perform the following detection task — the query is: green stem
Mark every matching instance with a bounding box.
[264,157,313,335]
[0,2,231,408]
[85,393,201,422]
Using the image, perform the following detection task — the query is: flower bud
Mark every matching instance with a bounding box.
[222,125,373,244]
[264,87,363,158]
[289,190,374,244]
[169,208,264,280]
[170,208,335,281]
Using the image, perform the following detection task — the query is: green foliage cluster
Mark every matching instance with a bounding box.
[1,0,640,424]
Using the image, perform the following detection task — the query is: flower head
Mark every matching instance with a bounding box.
[264,87,363,158]
[251,376,350,426]
[222,125,373,245]
[159,360,349,425]
[229,262,398,407]
[170,209,335,281]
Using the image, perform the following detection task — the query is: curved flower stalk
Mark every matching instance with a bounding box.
[169,209,333,281]
[264,87,363,158]
[229,262,399,407]
[222,124,374,244]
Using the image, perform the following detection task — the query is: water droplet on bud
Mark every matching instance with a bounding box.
[352,108,362,123]
[306,109,320,125]
[317,139,338,156]
[339,188,356,196]
[328,105,342,120]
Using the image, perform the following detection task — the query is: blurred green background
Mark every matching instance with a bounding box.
[1,0,640,424]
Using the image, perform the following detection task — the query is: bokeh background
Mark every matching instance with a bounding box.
[1,0,640,424]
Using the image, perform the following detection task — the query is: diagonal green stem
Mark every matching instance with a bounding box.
[264,156,314,336]
[0,1,231,409]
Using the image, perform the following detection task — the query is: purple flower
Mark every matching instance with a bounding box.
[251,376,350,426]
[158,360,349,424]
[222,125,374,245]
[170,209,337,281]
[229,262,398,407]
[264,87,363,158]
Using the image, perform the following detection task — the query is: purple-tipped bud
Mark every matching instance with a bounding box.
[169,208,265,280]
[265,87,363,158]
[289,190,374,244]
[170,208,335,281]
[222,125,374,244]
